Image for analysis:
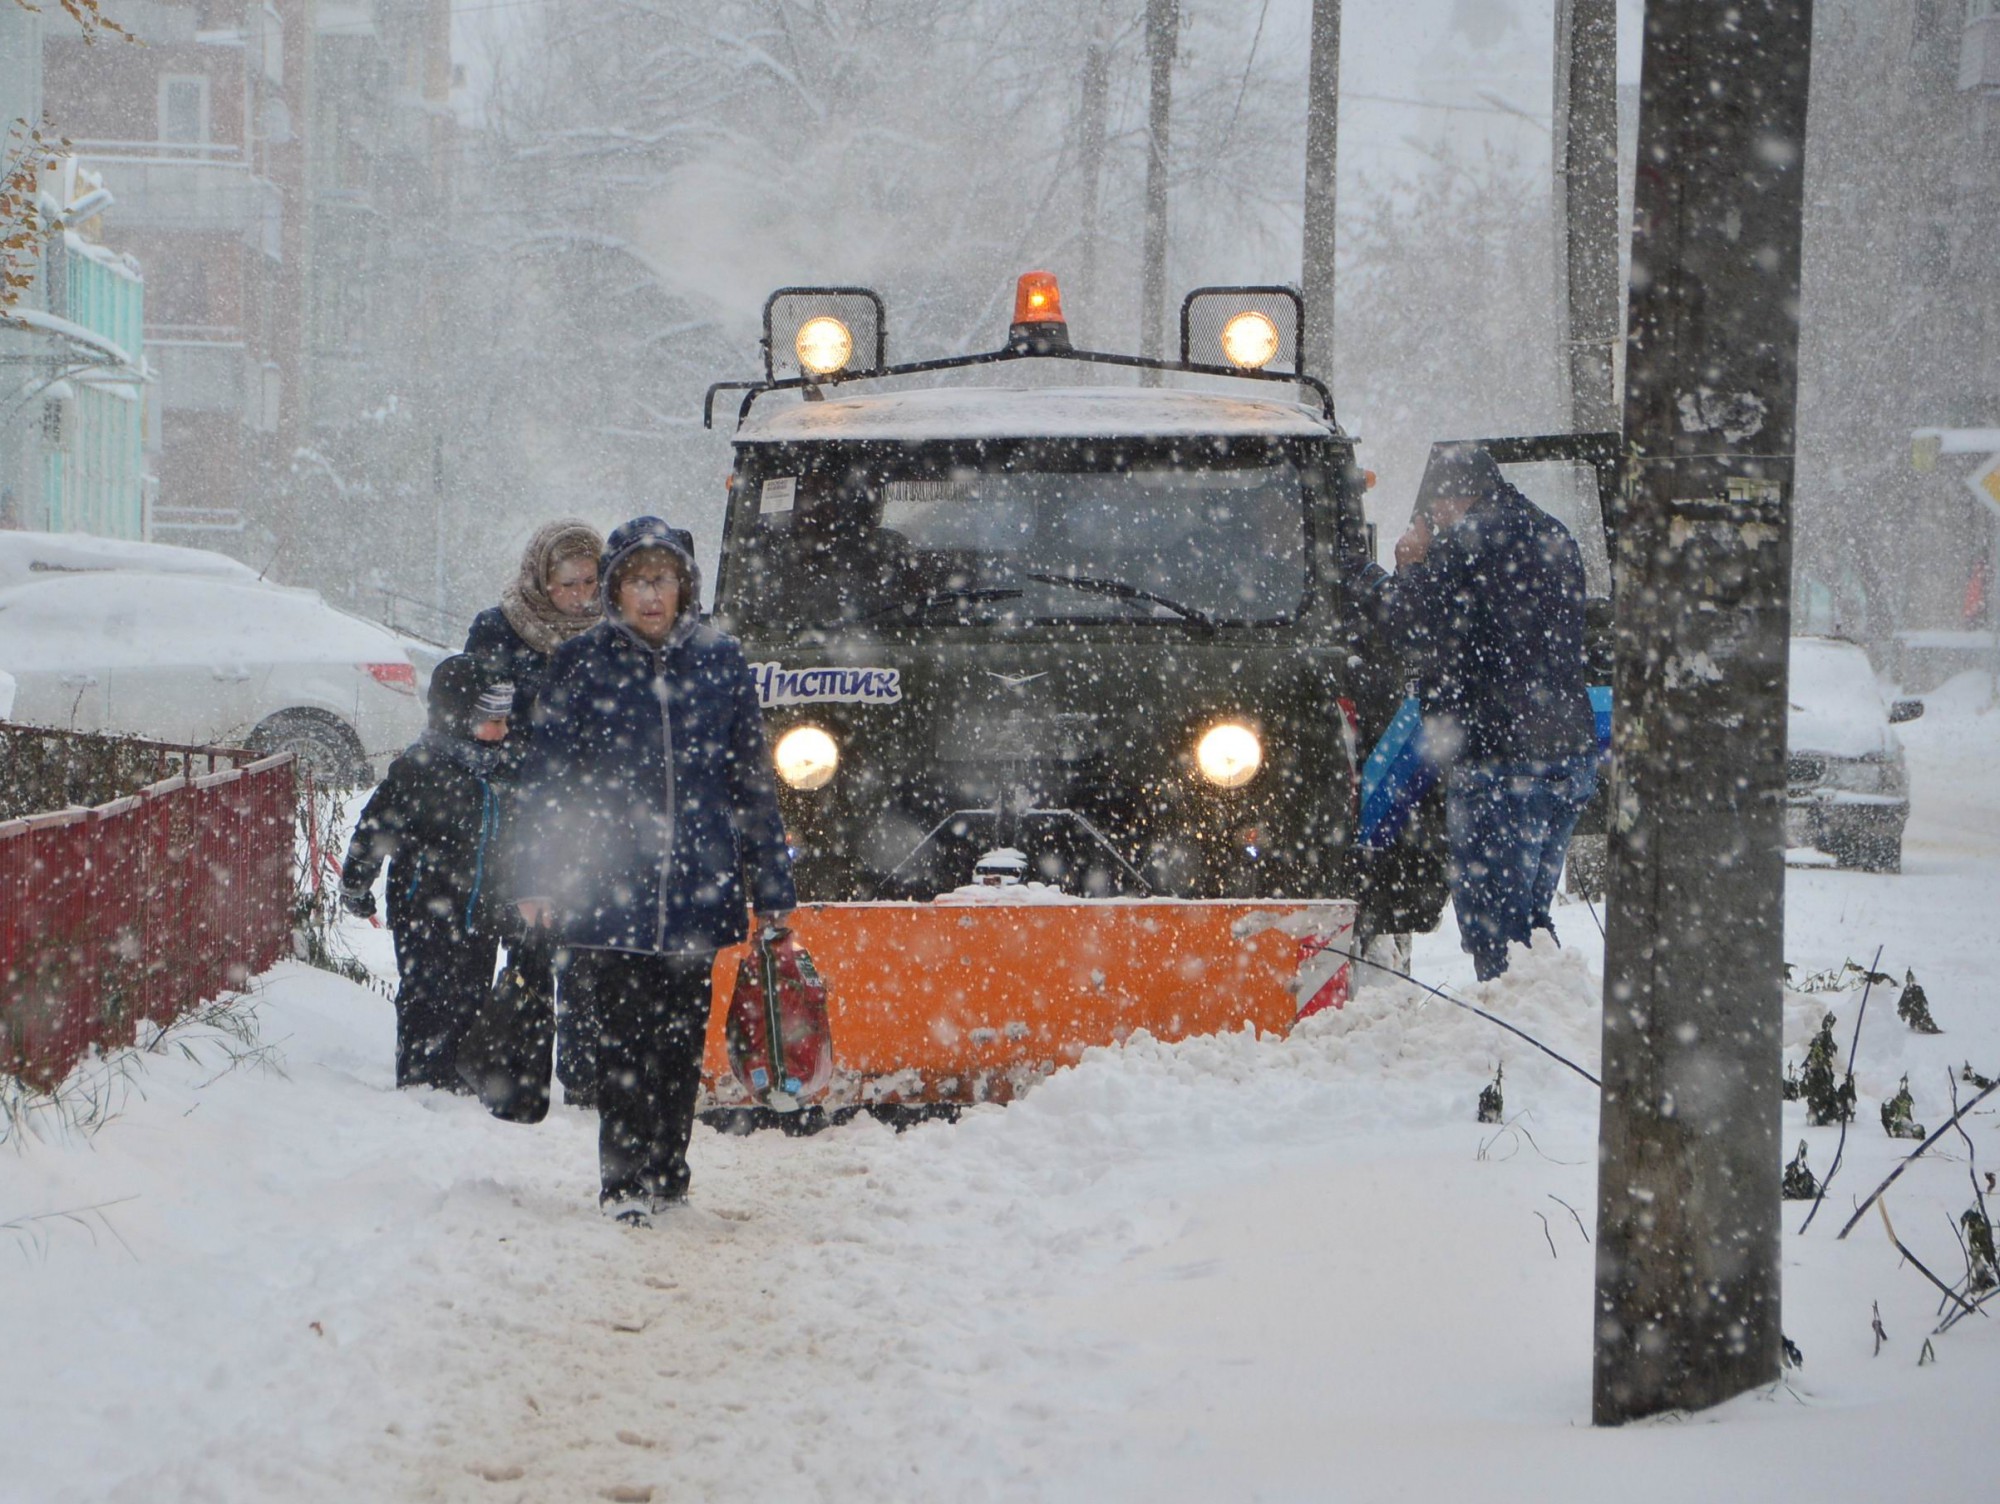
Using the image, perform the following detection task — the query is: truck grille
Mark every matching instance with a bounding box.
[943,710,1100,764]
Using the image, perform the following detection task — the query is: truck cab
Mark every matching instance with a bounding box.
[707,278,1381,903]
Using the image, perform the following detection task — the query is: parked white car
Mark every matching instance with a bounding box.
[1787,635,1922,872]
[0,569,426,783]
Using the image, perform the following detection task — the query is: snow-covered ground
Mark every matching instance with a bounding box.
[6,675,1999,1503]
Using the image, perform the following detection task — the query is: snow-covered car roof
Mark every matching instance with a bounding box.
[0,572,411,673]
[0,530,263,592]
[1789,636,1894,761]
[736,386,1336,445]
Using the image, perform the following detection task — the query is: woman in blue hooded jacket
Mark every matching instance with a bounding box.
[511,517,795,1223]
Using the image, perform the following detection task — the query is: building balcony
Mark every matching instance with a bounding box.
[147,323,245,414]
[71,141,282,250]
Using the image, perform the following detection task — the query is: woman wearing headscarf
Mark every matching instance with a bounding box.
[510,517,795,1225]
[466,520,606,1104]
[465,520,604,726]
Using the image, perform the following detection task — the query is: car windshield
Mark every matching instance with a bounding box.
[727,442,1310,632]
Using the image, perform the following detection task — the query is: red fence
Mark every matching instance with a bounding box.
[0,749,296,1091]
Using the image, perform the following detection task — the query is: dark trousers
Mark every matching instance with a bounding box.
[564,949,716,1203]
[552,946,601,1103]
[1445,755,1599,981]
[389,915,499,1089]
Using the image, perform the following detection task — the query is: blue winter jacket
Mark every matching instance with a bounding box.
[508,523,796,955]
[1354,481,1597,766]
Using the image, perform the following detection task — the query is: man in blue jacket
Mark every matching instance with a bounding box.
[512,517,796,1224]
[1351,446,1598,981]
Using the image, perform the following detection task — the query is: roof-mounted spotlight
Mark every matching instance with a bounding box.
[1008,270,1072,353]
[1220,310,1281,370]
[794,315,854,377]
[761,288,887,382]
[1179,286,1302,375]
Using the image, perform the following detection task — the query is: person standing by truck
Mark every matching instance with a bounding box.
[1348,445,1598,981]
[510,517,796,1224]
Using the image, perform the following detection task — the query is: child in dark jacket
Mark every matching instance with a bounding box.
[340,655,515,1090]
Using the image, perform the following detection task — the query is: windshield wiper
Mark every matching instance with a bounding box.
[858,585,1024,624]
[1021,572,1215,629]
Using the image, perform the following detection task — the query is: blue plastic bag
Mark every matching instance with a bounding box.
[1358,688,1613,852]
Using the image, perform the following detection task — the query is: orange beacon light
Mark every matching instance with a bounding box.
[1008,270,1071,351]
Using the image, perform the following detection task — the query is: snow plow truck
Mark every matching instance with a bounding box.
[694,274,1619,1109]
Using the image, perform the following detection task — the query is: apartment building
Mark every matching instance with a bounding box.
[36,0,455,615]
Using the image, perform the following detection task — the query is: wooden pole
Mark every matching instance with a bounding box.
[1593,0,1816,1425]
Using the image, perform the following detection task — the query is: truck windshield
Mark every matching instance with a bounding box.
[728,445,1310,631]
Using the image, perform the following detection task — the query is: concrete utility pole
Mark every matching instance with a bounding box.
[1300,0,1340,387]
[1139,0,1177,369]
[1551,0,1619,433]
[1594,0,1816,1425]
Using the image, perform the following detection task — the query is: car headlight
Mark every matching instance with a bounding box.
[773,724,839,790]
[1195,721,1262,789]
[1822,758,1893,795]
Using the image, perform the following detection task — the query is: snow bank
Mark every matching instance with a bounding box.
[1906,667,1997,735]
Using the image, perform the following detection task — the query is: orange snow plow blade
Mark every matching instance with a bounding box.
[703,898,1356,1104]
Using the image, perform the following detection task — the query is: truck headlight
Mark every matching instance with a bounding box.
[774,724,839,789]
[1195,721,1262,789]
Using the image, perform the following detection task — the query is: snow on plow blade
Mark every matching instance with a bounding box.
[702,898,1356,1105]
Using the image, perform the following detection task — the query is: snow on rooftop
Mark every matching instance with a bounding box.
[736,385,1337,444]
